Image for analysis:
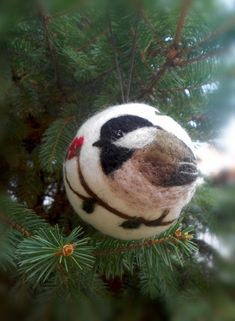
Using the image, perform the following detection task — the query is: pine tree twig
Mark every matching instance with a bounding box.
[176,47,226,67]
[173,0,192,47]
[93,230,193,256]
[0,213,32,238]
[139,48,156,71]
[107,14,126,103]
[137,0,192,99]
[75,29,108,53]
[197,16,235,47]
[181,15,235,57]
[46,116,75,171]
[159,80,218,93]
[38,5,67,100]
[137,0,193,99]
[138,5,166,50]
[55,243,76,257]
[137,60,169,99]
[126,15,139,102]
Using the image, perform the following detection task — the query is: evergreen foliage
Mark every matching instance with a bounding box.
[0,0,235,320]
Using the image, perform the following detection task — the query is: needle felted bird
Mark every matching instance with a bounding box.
[63,103,198,240]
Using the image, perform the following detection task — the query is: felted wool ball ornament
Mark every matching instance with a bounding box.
[63,103,198,240]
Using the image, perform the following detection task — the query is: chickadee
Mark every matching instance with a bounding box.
[63,103,198,240]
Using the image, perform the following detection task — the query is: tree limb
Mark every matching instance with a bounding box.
[0,213,32,238]
[93,230,193,256]
[137,60,169,99]
[173,0,193,47]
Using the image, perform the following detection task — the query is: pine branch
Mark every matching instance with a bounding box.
[38,5,66,100]
[138,5,166,51]
[173,0,192,47]
[136,0,193,99]
[126,14,139,102]
[181,15,235,58]
[17,226,95,285]
[178,48,225,67]
[137,60,169,99]
[0,196,197,283]
[159,80,218,94]
[0,214,32,238]
[94,223,197,278]
[39,116,76,174]
[75,29,108,54]
[93,228,194,256]
[107,14,126,103]
[0,196,48,235]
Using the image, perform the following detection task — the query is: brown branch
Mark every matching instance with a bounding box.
[137,6,229,100]
[137,60,169,99]
[93,230,193,256]
[173,0,192,47]
[136,0,193,100]
[0,213,32,238]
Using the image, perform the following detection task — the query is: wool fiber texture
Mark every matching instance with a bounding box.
[63,103,198,240]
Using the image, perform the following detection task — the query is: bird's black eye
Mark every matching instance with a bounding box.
[94,115,154,175]
[116,129,123,137]
[99,115,154,142]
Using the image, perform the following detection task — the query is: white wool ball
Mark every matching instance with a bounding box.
[63,103,198,240]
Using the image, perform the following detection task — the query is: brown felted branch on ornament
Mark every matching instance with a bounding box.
[66,158,175,227]
[93,229,193,256]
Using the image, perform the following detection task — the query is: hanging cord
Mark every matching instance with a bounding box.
[126,13,139,102]
[107,13,126,103]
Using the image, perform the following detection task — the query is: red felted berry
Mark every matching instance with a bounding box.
[66,136,84,160]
